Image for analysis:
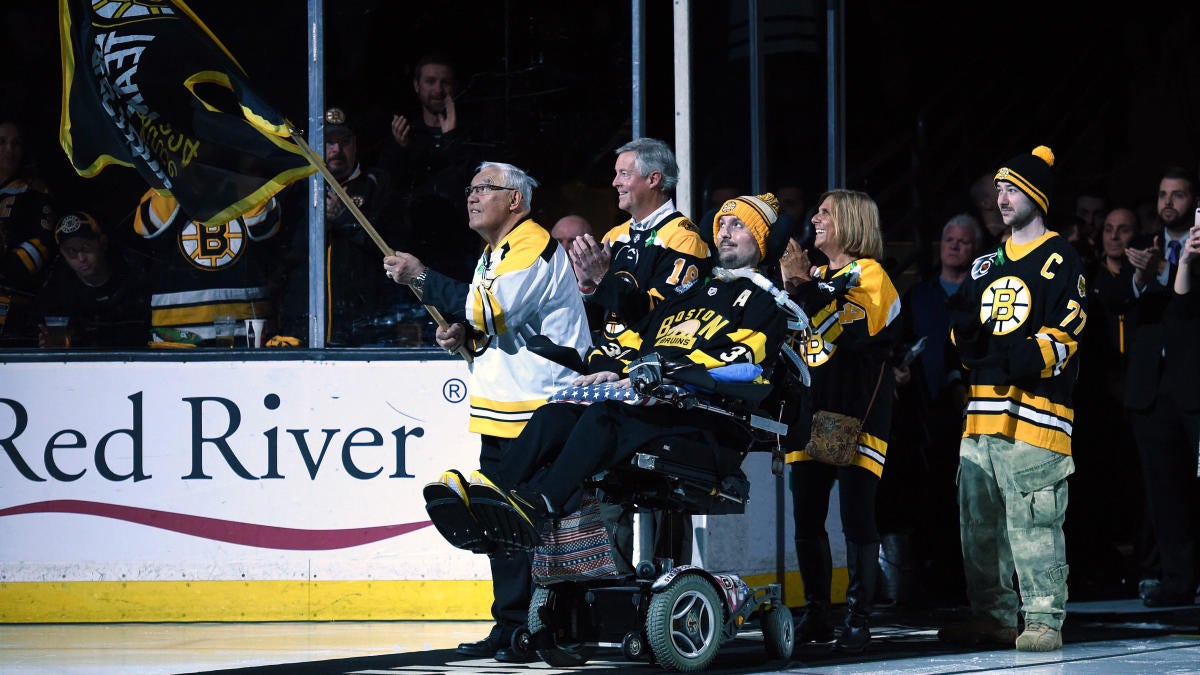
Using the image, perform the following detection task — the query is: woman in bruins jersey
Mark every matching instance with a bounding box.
[779,189,901,652]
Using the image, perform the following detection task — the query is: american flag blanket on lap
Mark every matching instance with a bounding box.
[548,382,691,406]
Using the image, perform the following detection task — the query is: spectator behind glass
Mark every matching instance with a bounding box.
[878,212,981,608]
[380,53,482,283]
[781,189,901,653]
[1073,185,1109,252]
[280,107,403,346]
[132,188,284,348]
[36,211,149,349]
[0,117,55,344]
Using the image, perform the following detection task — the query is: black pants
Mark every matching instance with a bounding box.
[791,460,881,544]
[1129,381,1200,595]
[480,434,532,631]
[496,400,724,517]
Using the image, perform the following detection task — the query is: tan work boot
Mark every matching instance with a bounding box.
[938,615,1019,645]
[1015,621,1062,651]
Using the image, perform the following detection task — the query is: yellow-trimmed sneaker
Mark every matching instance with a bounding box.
[467,471,546,550]
[423,470,489,553]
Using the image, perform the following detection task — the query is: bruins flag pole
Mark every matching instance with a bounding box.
[58,0,315,225]
[288,128,472,363]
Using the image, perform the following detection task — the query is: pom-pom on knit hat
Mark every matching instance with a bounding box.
[994,145,1055,214]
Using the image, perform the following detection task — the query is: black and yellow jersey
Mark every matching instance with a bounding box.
[784,257,901,477]
[953,231,1087,455]
[134,188,280,343]
[0,175,55,292]
[587,270,785,383]
[593,209,711,339]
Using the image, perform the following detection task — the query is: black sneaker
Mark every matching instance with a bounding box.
[466,471,548,550]
[456,623,504,657]
[423,470,490,553]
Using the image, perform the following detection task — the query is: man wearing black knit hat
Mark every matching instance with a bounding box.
[938,146,1087,652]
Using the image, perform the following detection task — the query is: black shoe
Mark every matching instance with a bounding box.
[423,470,490,553]
[456,624,504,657]
[833,617,871,652]
[467,476,548,550]
[509,487,553,525]
[1142,586,1196,607]
[494,646,538,663]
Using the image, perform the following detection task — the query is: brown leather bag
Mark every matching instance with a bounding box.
[804,363,885,466]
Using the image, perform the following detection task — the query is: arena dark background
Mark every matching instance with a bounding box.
[4,1,1200,255]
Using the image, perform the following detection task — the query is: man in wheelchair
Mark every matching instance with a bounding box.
[424,193,791,554]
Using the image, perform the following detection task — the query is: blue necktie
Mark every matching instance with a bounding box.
[1167,239,1182,266]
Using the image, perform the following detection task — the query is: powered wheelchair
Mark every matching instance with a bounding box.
[508,340,813,672]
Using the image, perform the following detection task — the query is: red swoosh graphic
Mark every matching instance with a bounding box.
[0,500,432,550]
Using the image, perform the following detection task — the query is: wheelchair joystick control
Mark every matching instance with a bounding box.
[628,353,664,395]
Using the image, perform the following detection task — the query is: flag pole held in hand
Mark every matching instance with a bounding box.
[289,126,472,363]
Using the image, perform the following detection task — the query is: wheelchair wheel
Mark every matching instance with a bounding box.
[645,574,722,672]
[509,624,533,660]
[621,631,647,660]
[528,585,595,667]
[760,605,794,660]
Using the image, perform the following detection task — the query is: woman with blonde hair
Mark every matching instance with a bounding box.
[779,189,901,653]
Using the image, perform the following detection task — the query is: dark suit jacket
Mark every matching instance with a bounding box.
[1125,250,1200,411]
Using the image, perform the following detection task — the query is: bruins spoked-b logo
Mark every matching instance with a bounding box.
[178,220,245,270]
[980,276,1030,335]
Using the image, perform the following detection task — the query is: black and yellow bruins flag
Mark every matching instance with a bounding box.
[58,0,315,225]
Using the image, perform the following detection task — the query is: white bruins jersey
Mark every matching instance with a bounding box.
[462,219,591,438]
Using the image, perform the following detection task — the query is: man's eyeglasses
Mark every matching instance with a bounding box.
[464,184,517,198]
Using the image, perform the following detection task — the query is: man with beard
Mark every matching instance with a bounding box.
[435,193,785,555]
[381,53,482,283]
[939,146,1087,652]
[1122,166,1200,607]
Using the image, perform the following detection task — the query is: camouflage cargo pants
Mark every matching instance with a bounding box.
[958,434,1074,630]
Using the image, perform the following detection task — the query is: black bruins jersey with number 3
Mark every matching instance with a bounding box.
[588,273,785,382]
[954,231,1087,455]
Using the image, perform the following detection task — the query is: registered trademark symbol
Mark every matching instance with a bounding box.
[442,378,467,403]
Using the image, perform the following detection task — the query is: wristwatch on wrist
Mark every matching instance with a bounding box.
[410,268,429,294]
[410,266,429,293]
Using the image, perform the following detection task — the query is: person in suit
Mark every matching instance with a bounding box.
[1123,166,1200,607]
